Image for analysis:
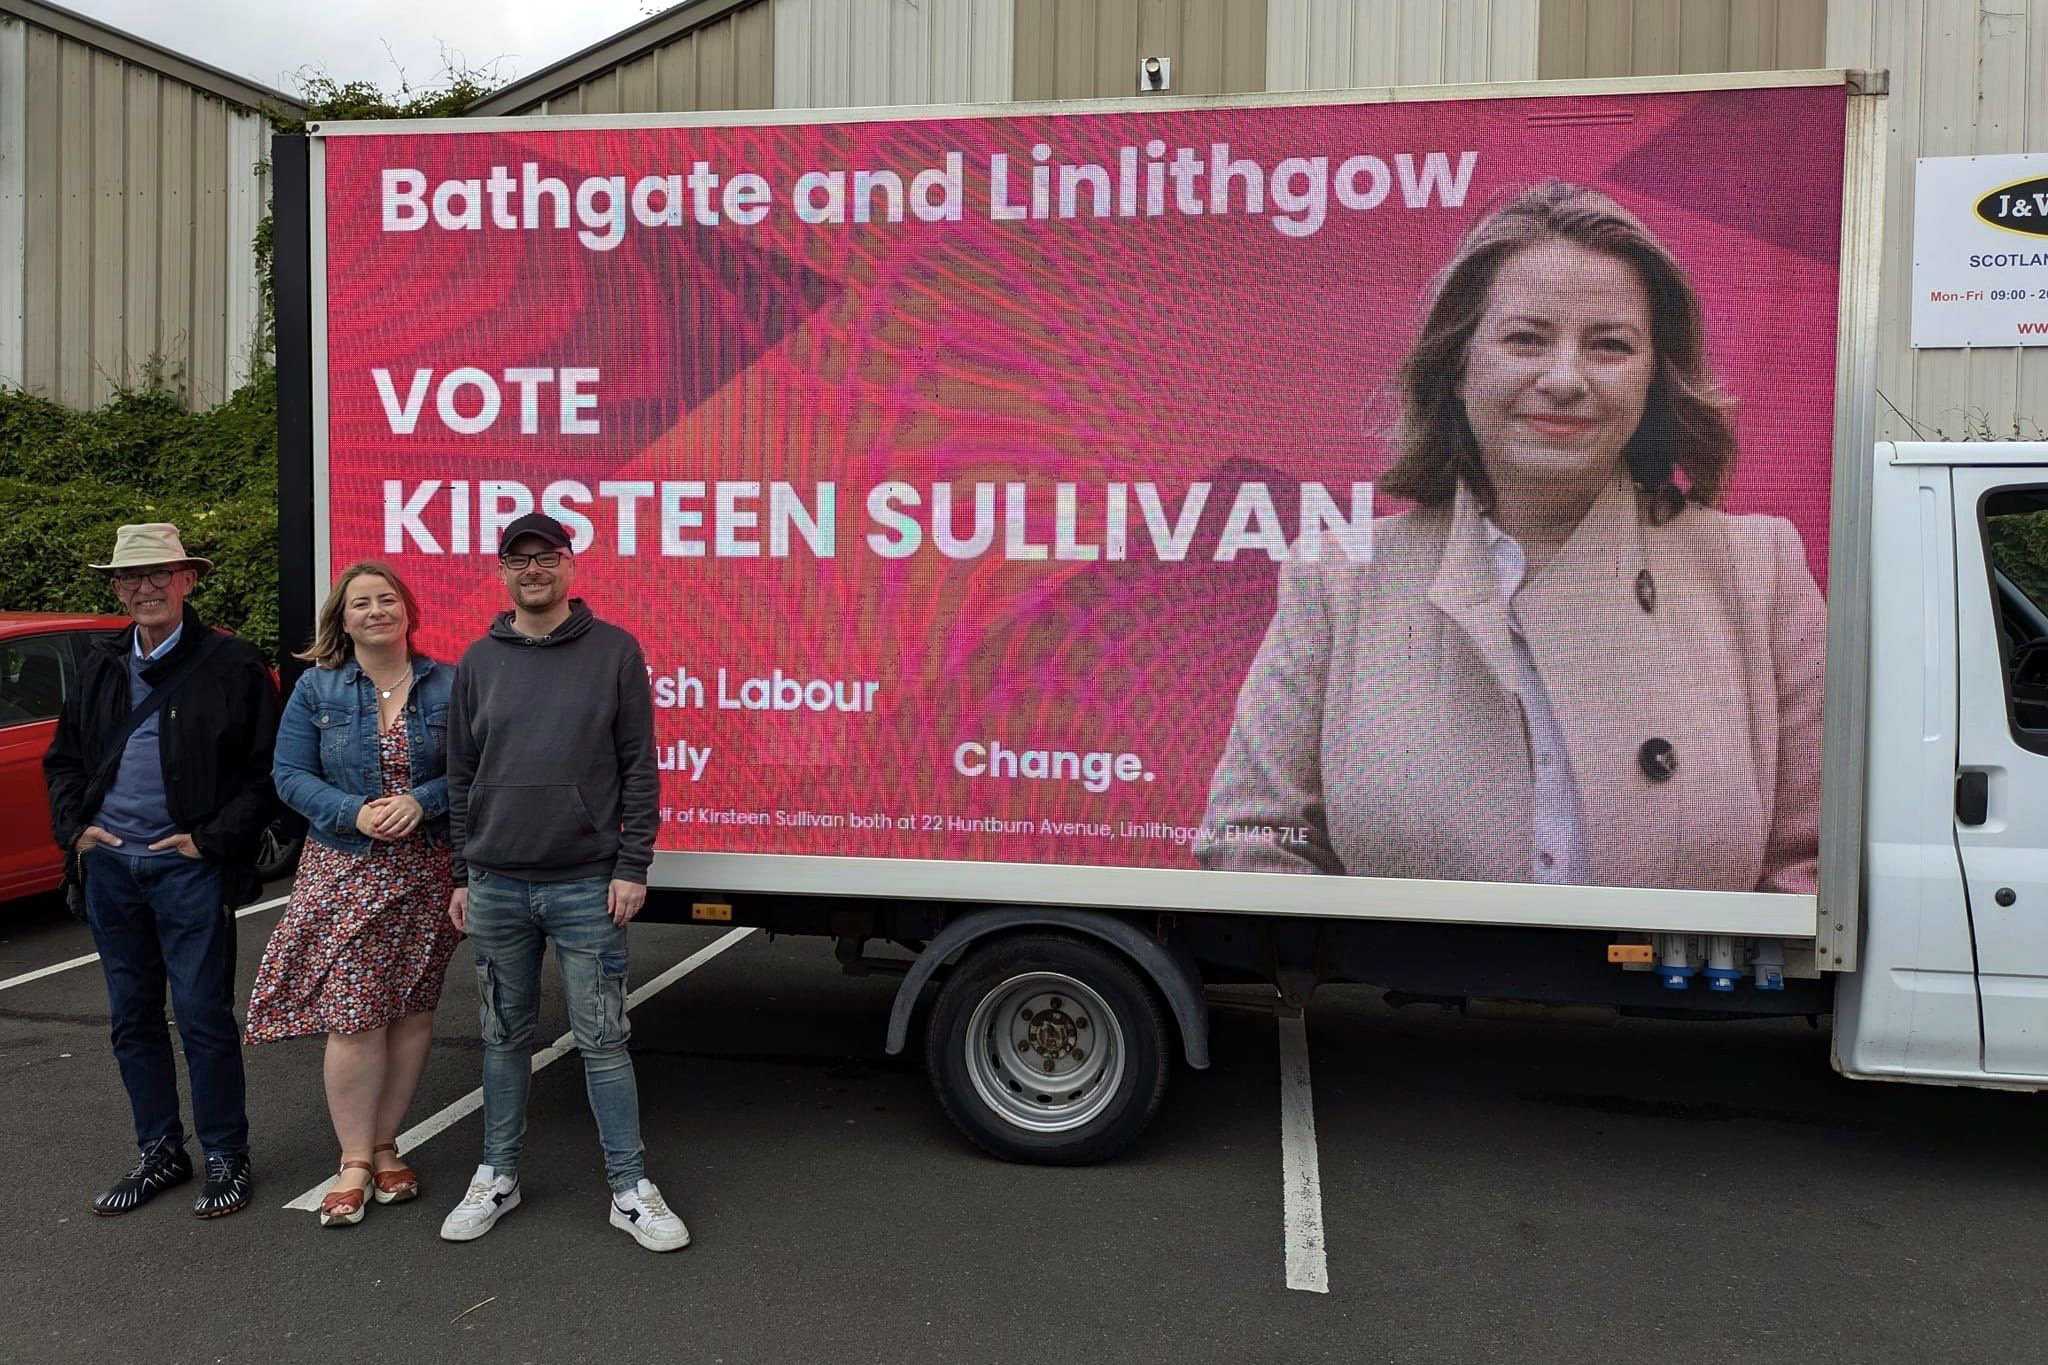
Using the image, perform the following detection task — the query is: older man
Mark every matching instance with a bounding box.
[43,523,279,1218]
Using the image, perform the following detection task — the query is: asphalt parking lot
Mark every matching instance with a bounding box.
[7,886,2048,1365]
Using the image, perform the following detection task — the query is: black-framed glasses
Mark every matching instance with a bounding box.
[109,568,177,588]
[500,551,566,570]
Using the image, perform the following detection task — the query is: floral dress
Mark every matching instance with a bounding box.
[245,713,460,1041]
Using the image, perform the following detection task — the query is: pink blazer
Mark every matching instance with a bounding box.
[1196,477,1824,894]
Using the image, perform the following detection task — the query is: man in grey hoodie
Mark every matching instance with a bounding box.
[437,512,688,1252]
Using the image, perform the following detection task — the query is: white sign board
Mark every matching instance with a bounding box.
[1912,153,2048,349]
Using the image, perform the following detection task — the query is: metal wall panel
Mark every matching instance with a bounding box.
[1730,0,1775,69]
[1777,0,1827,65]
[54,34,88,405]
[1632,0,1679,70]
[1962,0,2024,425]
[533,1,776,115]
[1089,0,1134,97]
[1539,0,1827,77]
[657,36,700,109]
[1016,0,1261,99]
[699,15,738,109]
[1056,0,1106,97]
[187,91,226,407]
[973,0,1017,97]
[923,0,1015,103]
[2030,0,2048,420]
[736,0,775,99]
[774,0,1015,107]
[814,0,854,105]
[155,82,191,405]
[1584,0,1632,74]
[1226,0,1272,90]
[120,63,158,384]
[1915,0,1979,426]
[1536,0,1581,76]
[1267,0,1537,91]
[11,17,271,409]
[1489,0,1543,78]
[20,24,52,399]
[1830,0,2048,441]
[224,110,263,393]
[1676,0,1733,72]
[579,69,622,115]
[89,50,122,407]
[1443,0,1490,81]
[852,0,895,106]
[1015,0,1056,95]
[620,51,658,111]
[1401,0,1449,83]
[0,18,24,392]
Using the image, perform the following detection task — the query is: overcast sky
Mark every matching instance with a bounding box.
[64,0,667,98]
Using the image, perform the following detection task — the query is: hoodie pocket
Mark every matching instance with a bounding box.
[465,783,610,870]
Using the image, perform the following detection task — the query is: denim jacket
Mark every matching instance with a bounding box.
[273,655,455,854]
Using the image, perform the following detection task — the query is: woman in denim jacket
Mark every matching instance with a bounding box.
[246,562,461,1227]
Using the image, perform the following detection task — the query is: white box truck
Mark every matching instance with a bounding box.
[272,68,2048,1163]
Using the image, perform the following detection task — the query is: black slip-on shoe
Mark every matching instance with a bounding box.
[193,1151,252,1219]
[92,1137,193,1216]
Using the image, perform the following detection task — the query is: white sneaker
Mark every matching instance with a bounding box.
[609,1179,690,1252]
[439,1164,520,1242]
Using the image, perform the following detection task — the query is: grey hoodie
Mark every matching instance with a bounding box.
[448,599,658,885]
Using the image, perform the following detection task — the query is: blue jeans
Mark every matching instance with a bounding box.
[82,847,249,1155]
[466,870,645,1192]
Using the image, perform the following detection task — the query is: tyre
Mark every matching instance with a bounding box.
[924,932,1172,1165]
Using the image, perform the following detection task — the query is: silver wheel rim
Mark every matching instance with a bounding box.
[963,971,1126,1134]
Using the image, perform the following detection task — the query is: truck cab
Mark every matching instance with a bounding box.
[1838,442,2048,1085]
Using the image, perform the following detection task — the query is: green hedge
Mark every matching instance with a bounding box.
[1990,509,2048,614]
[0,375,281,657]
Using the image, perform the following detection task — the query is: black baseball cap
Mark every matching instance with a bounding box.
[498,512,573,553]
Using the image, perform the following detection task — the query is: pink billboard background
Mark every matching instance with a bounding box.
[321,85,1846,871]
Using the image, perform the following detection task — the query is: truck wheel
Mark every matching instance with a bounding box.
[925,932,1171,1164]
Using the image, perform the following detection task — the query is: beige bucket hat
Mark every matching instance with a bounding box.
[89,522,213,576]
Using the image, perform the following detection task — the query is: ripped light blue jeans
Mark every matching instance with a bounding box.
[466,870,645,1192]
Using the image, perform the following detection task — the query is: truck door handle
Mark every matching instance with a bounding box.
[1957,770,1989,826]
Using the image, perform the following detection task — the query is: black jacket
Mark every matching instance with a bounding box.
[43,604,281,904]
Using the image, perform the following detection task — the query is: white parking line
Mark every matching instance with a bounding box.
[1278,1011,1330,1294]
[286,926,756,1211]
[0,894,291,993]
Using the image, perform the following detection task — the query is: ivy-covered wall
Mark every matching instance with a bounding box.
[0,71,497,662]
[0,380,282,653]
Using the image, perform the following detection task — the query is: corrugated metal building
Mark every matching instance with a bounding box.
[0,0,304,410]
[465,0,2044,440]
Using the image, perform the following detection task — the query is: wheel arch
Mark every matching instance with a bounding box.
[884,907,1211,1069]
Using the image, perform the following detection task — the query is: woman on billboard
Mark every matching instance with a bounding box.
[1196,181,1824,894]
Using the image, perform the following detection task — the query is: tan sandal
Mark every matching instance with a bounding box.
[319,1161,373,1227]
[369,1142,419,1205]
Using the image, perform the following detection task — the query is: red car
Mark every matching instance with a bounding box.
[0,611,128,900]
[0,611,300,903]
